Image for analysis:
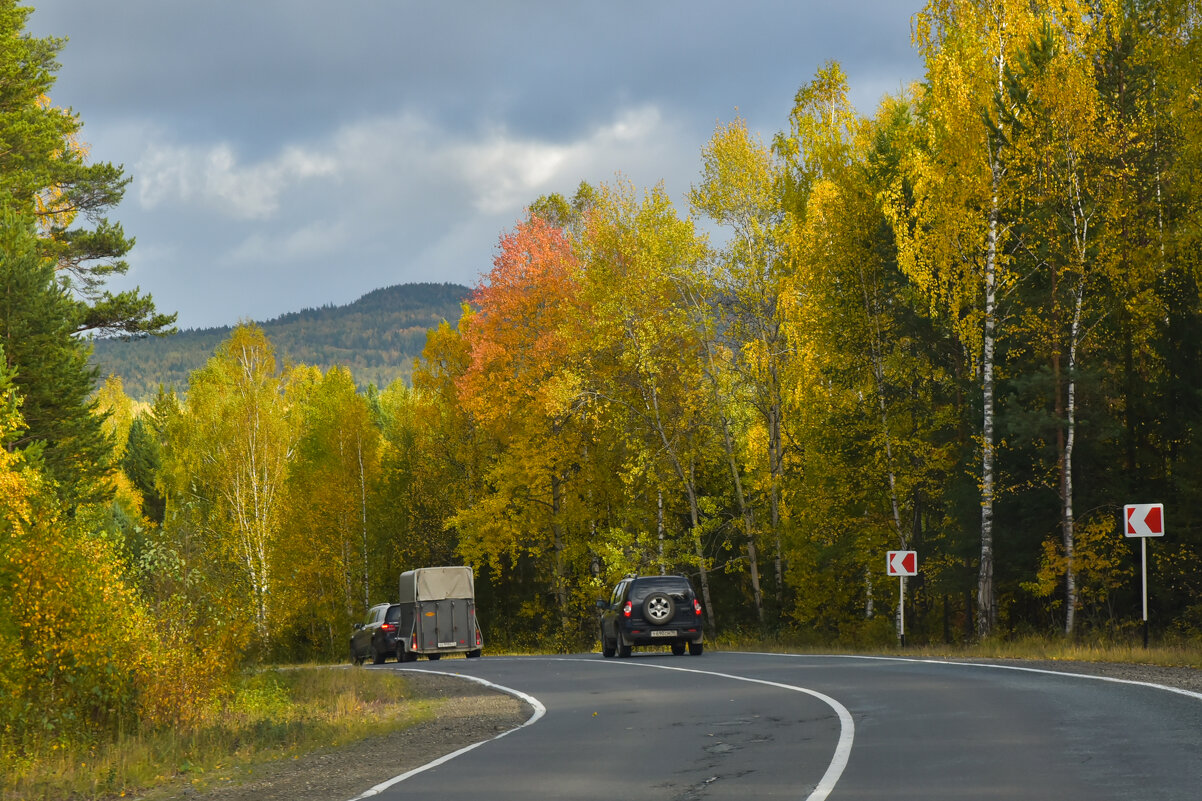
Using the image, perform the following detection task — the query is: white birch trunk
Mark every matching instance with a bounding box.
[978,188,999,639]
[1063,280,1082,635]
[977,14,1008,640]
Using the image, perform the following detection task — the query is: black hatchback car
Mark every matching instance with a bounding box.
[350,603,402,664]
[597,574,704,657]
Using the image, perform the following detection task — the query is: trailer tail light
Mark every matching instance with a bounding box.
[410,632,417,651]
[476,629,482,646]
[623,601,632,618]
[693,599,702,616]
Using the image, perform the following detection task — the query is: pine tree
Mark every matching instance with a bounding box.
[0,0,174,338]
[0,212,111,508]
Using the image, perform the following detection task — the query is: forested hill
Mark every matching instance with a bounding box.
[91,282,471,399]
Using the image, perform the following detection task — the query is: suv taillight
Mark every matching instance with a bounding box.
[381,623,396,632]
[693,599,702,616]
[623,601,632,618]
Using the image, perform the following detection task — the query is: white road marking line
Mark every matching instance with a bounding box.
[337,651,1197,799]
[592,659,855,801]
[345,669,545,801]
[737,652,1202,703]
[350,657,855,800]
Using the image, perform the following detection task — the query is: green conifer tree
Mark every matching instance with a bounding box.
[0,0,174,338]
[0,213,111,508]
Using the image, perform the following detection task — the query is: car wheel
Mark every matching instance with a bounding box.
[642,592,675,625]
[617,635,632,658]
[688,641,704,656]
[601,624,616,658]
[427,653,441,661]
[671,642,685,656]
[371,644,385,665]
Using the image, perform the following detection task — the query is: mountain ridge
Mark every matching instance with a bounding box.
[92,282,471,400]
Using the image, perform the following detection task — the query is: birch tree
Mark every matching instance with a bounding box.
[900,0,1040,637]
[691,118,792,621]
[170,325,299,647]
[278,365,380,653]
[576,180,718,628]
[998,9,1108,635]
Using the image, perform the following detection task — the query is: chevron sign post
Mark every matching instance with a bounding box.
[1124,503,1165,648]
[887,550,918,576]
[1124,503,1164,538]
[887,550,918,646]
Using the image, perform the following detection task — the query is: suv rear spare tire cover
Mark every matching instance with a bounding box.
[643,591,675,625]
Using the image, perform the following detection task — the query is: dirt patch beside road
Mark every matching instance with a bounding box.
[136,671,531,801]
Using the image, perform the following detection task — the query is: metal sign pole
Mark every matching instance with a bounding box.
[899,575,906,648]
[1141,537,1149,649]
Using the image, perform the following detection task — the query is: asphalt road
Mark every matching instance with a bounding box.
[355,651,1202,800]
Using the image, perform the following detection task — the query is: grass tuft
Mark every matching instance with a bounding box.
[1,666,434,801]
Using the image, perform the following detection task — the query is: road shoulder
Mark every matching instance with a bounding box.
[134,671,530,801]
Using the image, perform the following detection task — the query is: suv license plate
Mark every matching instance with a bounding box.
[650,630,677,638]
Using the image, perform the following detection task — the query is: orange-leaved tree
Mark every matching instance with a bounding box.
[454,213,590,640]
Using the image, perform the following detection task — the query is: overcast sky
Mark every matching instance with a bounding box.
[29,1,925,330]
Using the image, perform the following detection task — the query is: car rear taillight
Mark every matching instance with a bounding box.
[381,623,397,632]
[693,599,702,616]
[623,601,632,618]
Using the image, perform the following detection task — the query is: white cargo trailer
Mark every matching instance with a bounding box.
[396,566,483,660]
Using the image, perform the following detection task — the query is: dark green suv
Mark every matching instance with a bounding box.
[597,574,704,657]
[349,602,402,665]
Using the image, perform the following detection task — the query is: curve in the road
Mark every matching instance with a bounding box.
[350,657,856,801]
[346,652,1201,801]
[594,658,856,801]
[346,670,546,801]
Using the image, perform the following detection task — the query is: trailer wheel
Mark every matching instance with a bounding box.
[426,653,441,661]
[466,649,482,658]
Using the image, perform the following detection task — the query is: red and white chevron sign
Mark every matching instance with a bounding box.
[887,550,917,576]
[1124,503,1164,538]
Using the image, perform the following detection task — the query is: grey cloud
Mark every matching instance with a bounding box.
[29,1,924,328]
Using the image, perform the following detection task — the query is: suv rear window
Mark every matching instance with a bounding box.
[385,605,401,623]
[629,577,692,602]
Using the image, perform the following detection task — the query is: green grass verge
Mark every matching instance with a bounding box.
[707,630,1202,669]
[1,666,435,801]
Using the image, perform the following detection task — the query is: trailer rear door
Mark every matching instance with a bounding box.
[415,598,475,650]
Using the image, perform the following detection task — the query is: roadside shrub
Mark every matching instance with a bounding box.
[1,495,153,755]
